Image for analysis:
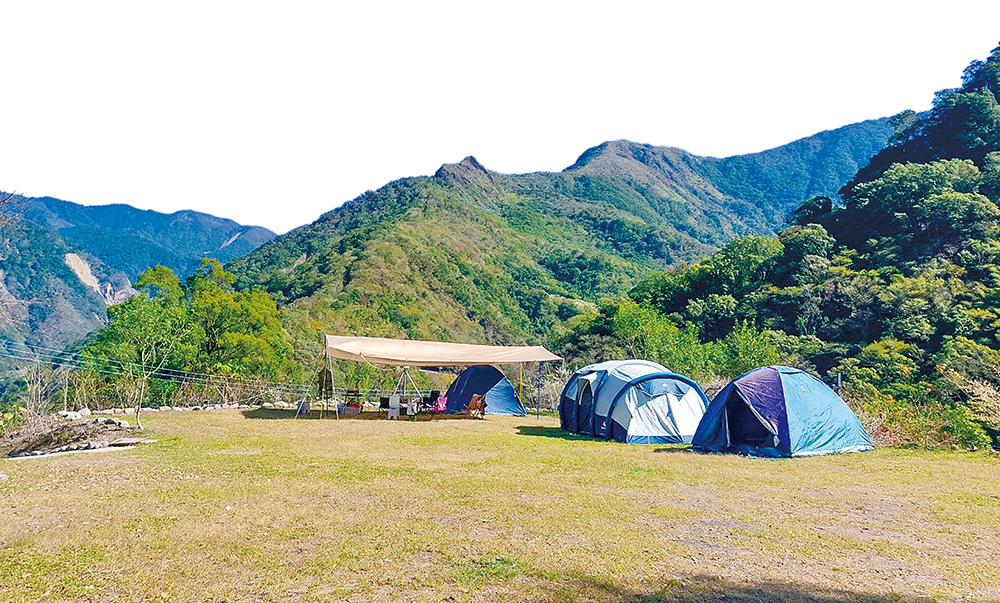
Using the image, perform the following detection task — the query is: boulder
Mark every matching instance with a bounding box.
[78,408,92,416]
[65,411,82,421]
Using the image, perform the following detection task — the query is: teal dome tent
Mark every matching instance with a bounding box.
[692,366,874,457]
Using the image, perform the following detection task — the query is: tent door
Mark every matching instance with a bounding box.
[727,394,779,448]
[577,378,596,435]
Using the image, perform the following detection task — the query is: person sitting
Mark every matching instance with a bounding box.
[466,394,486,419]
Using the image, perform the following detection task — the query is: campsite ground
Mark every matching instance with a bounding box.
[1,410,998,603]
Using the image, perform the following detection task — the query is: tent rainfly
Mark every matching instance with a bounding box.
[559,360,710,444]
[692,365,874,457]
[444,365,526,416]
[323,335,560,366]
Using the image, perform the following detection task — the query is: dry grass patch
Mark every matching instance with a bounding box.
[1,411,998,602]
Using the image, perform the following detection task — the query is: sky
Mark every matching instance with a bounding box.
[2,2,999,234]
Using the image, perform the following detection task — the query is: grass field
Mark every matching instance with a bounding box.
[1,410,998,603]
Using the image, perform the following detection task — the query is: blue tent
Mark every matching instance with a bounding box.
[444,365,525,416]
[692,365,874,457]
[558,360,709,444]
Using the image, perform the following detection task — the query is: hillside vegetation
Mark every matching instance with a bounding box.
[561,43,1000,449]
[0,195,276,350]
[7,195,276,278]
[229,121,890,368]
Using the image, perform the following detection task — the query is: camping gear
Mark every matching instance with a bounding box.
[387,395,401,420]
[444,365,526,416]
[429,396,447,413]
[692,365,874,457]
[421,390,441,411]
[558,360,709,444]
[322,335,559,419]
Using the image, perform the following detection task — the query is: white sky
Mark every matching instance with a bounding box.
[2,2,999,234]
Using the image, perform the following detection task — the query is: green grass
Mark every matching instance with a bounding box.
[1,411,998,602]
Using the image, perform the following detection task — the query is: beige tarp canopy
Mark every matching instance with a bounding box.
[323,335,561,367]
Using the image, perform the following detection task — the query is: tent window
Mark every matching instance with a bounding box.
[727,394,773,447]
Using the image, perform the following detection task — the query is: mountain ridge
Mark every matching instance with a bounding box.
[228,118,893,365]
[0,194,277,350]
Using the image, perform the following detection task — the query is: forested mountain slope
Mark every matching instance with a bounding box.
[0,194,276,349]
[7,195,275,278]
[600,43,1000,448]
[229,119,891,362]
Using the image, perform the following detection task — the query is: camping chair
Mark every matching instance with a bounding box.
[421,390,440,411]
[343,389,362,415]
[466,394,486,419]
[429,396,447,413]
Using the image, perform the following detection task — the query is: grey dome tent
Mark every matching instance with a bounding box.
[558,360,709,444]
[692,365,874,457]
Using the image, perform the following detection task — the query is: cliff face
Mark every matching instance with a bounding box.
[63,253,136,306]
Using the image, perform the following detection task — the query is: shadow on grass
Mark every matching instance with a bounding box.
[515,425,605,442]
[652,446,695,454]
[535,570,920,603]
[240,408,474,422]
[514,426,698,454]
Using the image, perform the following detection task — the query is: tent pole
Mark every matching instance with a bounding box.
[534,363,539,420]
[519,364,523,405]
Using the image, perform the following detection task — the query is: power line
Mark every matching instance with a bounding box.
[0,337,307,395]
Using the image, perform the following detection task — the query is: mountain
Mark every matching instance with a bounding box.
[0,195,276,350]
[228,119,891,361]
[615,44,1000,448]
[7,195,276,279]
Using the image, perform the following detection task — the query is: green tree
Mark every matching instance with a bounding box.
[187,260,296,380]
[86,295,194,428]
[717,322,781,378]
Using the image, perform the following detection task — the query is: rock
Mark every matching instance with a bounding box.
[57,410,70,417]
[65,411,82,421]
[88,440,109,449]
[262,403,275,409]
[117,420,130,429]
[78,408,92,416]
[141,407,156,412]
[110,437,142,446]
[172,406,185,412]
[111,408,124,415]
[0,473,7,481]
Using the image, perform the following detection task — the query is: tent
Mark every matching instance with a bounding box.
[558,360,709,444]
[444,365,526,416]
[692,365,874,457]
